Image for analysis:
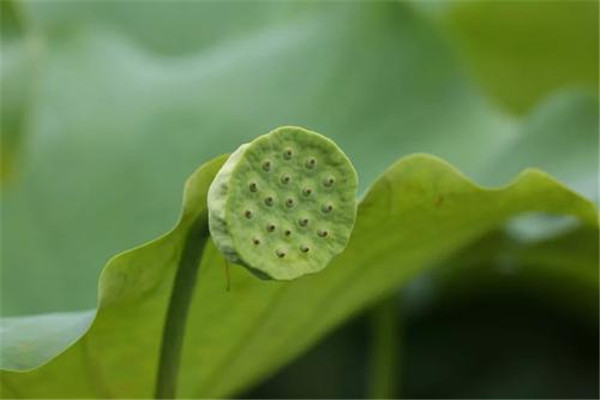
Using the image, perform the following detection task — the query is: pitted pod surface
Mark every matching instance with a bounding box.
[208,126,358,280]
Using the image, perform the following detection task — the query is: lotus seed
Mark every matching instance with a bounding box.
[207,126,358,281]
[323,177,335,187]
[275,249,286,258]
[305,157,317,169]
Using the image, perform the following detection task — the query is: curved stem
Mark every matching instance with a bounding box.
[155,213,209,399]
[367,296,400,399]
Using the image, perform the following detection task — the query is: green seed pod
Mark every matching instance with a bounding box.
[208,126,358,280]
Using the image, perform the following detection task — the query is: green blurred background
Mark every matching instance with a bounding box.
[1,1,598,398]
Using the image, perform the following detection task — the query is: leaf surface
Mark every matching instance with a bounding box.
[1,154,596,398]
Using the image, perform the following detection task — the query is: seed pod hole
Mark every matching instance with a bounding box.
[299,218,309,227]
[302,187,313,196]
[275,249,286,258]
[244,210,253,219]
[266,223,276,232]
[262,160,272,172]
[323,176,335,187]
[284,229,292,236]
[300,244,310,253]
[283,148,293,159]
[252,237,261,245]
[264,196,274,206]
[321,204,333,213]
[248,182,258,192]
[305,157,317,169]
[281,174,291,184]
[317,229,328,237]
[285,198,295,208]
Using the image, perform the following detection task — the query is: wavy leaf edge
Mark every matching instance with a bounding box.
[1,152,596,373]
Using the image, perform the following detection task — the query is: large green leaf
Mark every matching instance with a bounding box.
[2,2,598,317]
[1,153,596,398]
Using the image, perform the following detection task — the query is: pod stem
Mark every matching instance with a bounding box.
[367,296,400,399]
[155,213,209,399]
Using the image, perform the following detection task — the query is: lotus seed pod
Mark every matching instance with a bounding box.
[207,126,358,280]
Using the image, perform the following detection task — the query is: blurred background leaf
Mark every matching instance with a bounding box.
[3,1,597,316]
[0,0,40,181]
[414,1,599,114]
